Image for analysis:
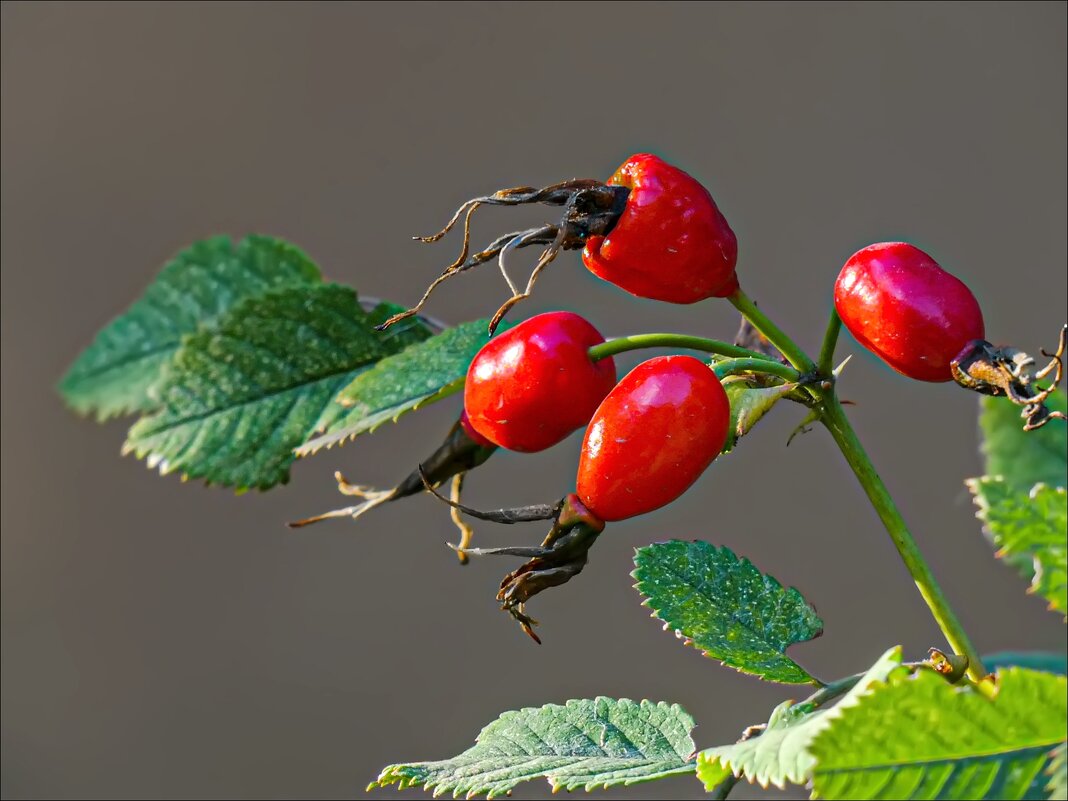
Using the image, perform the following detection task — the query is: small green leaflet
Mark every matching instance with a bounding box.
[969,479,1067,617]
[369,698,697,799]
[694,758,735,796]
[59,235,322,420]
[697,646,903,790]
[296,319,496,457]
[810,667,1068,800]
[633,540,823,684]
[979,390,1067,491]
[124,284,430,490]
[721,378,797,453]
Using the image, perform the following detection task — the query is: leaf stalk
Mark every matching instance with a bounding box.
[588,333,774,363]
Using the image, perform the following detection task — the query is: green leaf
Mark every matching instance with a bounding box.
[296,319,495,457]
[124,284,426,490]
[721,378,797,453]
[695,757,735,793]
[810,667,1068,800]
[969,478,1067,616]
[979,390,1067,491]
[1049,742,1067,800]
[368,698,697,799]
[984,652,1068,677]
[698,646,903,790]
[633,540,823,684]
[59,235,322,420]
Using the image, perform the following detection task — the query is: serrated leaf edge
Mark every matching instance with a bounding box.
[808,667,1068,800]
[294,377,464,458]
[698,646,905,791]
[967,477,1068,618]
[59,235,323,422]
[367,697,698,799]
[632,541,822,685]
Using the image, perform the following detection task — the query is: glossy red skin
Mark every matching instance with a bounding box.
[464,312,617,453]
[582,153,738,304]
[459,410,496,449]
[576,355,730,522]
[835,242,985,382]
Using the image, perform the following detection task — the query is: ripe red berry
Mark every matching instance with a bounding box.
[464,311,617,453]
[581,154,739,304]
[834,242,986,382]
[576,355,730,522]
[459,409,496,449]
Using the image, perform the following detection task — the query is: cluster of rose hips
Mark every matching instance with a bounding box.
[296,153,1065,641]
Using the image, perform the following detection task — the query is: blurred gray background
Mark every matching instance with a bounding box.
[2,2,1066,799]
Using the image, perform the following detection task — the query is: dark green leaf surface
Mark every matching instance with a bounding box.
[698,647,903,790]
[633,541,823,684]
[369,698,697,799]
[297,319,495,457]
[810,667,1068,800]
[969,478,1067,616]
[979,391,1067,491]
[59,236,322,420]
[124,284,424,490]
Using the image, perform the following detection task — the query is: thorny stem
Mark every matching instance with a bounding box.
[726,286,987,683]
[591,304,989,682]
[588,334,774,364]
[820,398,987,682]
[817,309,842,377]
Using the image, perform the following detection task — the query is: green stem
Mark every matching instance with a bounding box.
[801,656,973,712]
[817,309,842,377]
[588,334,774,363]
[706,775,739,800]
[728,286,983,677]
[728,288,816,373]
[820,398,987,682]
[803,671,862,709]
[593,292,986,682]
[713,358,801,383]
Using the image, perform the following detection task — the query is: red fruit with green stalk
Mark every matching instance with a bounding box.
[581,153,739,304]
[463,311,617,452]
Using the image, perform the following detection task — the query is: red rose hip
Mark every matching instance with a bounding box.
[834,242,985,382]
[459,409,496,449]
[576,355,730,522]
[582,153,739,304]
[464,311,617,452]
